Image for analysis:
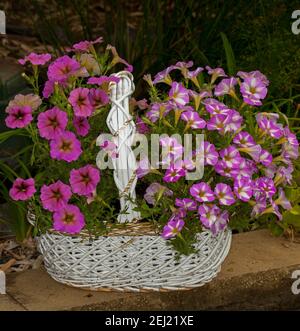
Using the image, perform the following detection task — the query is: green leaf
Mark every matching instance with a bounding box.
[290,205,300,216]
[220,32,236,76]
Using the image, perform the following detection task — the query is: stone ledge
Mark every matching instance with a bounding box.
[1,229,300,311]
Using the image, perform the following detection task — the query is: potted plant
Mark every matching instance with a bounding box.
[2,38,299,291]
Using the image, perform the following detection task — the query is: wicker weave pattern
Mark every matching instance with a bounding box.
[37,229,231,291]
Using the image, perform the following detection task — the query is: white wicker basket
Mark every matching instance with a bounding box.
[35,71,232,292]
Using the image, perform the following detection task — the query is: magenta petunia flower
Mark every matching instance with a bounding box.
[251,196,267,218]
[168,82,189,107]
[214,183,235,206]
[87,75,120,86]
[18,52,51,66]
[144,183,173,205]
[205,66,227,84]
[73,116,90,137]
[160,137,184,159]
[136,157,151,179]
[274,188,292,210]
[198,204,229,235]
[214,160,240,179]
[254,177,276,200]
[153,66,175,85]
[40,180,72,212]
[136,116,150,134]
[186,67,203,79]
[37,107,68,140]
[146,102,172,123]
[72,37,103,52]
[196,141,219,166]
[180,110,206,129]
[89,88,109,109]
[274,164,293,186]
[47,55,83,83]
[223,110,243,133]
[9,178,36,201]
[100,140,119,159]
[240,77,267,106]
[219,146,242,168]
[238,144,262,162]
[259,149,273,167]
[161,218,185,239]
[106,44,133,72]
[190,182,215,203]
[163,165,186,183]
[256,114,283,139]
[237,70,269,86]
[202,98,231,116]
[233,131,256,147]
[206,114,227,133]
[234,177,253,202]
[175,198,197,211]
[68,87,93,117]
[214,77,237,97]
[53,204,85,234]
[69,165,100,197]
[50,131,82,162]
[234,158,256,180]
[5,106,33,129]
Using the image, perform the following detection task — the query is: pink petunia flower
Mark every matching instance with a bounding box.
[42,80,55,99]
[163,165,186,183]
[73,116,90,137]
[100,140,119,159]
[69,165,100,197]
[234,177,253,202]
[87,75,120,86]
[18,52,51,66]
[190,182,215,203]
[6,94,42,112]
[50,131,82,162]
[161,218,185,239]
[9,178,36,201]
[214,183,235,206]
[47,55,84,83]
[180,110,206,129]
[37,107,68,140]
[72,37,103,52]
[214,160,240,178]
[5,106,33,128]
[175,198,197,211]
[195,141,219,166]
[68,87,93,117]
[89,88,109,109]
[223,110,243,133]
[168,82,189,107]
[214,77,237,97]
[40,180,72,211]
[206,114,227,133]
[53,204,85,234]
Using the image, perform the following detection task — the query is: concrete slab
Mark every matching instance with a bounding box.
[3,229,300,311]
